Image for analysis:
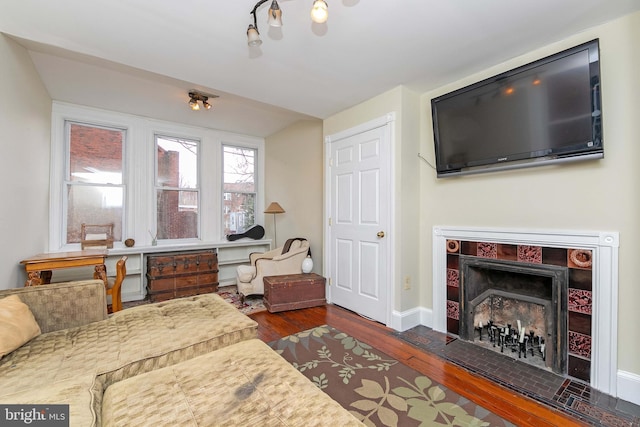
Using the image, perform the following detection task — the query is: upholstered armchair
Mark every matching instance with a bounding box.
[236,238,310,300]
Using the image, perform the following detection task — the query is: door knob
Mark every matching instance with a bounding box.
[377,231,385,238]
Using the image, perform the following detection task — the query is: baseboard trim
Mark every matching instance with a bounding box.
[121,290,145,302]
[390,306,433,332]
[617,370,640,406]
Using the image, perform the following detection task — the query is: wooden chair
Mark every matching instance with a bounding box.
[106,256,127,313]
[81,223,114,249]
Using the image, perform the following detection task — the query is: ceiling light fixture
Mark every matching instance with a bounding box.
[188,91,218,111]
[247,0,328,46]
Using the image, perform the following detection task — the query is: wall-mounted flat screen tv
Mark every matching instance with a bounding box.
[431,39,603,177]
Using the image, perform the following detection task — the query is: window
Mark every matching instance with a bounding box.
[65,122,125,244]
[155,135,199,240]
[223,145,256,235]
[51,103,264,250]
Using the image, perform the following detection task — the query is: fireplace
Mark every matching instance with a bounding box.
[458,256,568,374]
[432,226,619,396]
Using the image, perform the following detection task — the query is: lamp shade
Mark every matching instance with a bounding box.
[267,0,283,27]
[247,24,262,46]
[264,202,285,214]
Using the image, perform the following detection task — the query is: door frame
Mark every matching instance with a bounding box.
[323,112,396,327]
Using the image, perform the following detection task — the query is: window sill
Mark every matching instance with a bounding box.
[108,239,272,255]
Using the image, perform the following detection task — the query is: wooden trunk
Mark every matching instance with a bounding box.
[146,250,219,302]
[263,273,326,313]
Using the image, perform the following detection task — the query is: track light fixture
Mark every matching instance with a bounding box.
[247,0,328,46]
[188,91,218,111]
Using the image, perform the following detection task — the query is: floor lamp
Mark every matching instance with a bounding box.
[264,202,285,247]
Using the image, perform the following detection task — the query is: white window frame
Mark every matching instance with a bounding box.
[50,102,265,251]
[222,144,258,236]
[50,104,137,251]
[153,133,201,243]
[62,120,127,246]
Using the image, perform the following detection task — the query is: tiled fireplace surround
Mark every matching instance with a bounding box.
[432,226,619,397]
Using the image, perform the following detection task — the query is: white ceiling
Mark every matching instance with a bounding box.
[1,0,639,137]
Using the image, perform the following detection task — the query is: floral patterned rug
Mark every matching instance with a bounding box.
[216,285,266,315]
[269,325,515,427]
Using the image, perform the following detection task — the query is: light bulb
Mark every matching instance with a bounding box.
[310,0,328,24]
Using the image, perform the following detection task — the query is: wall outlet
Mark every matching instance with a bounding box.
[404,276,411,290]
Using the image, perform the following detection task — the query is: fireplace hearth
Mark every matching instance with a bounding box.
[432,226,619,395]
[458,256,568,374]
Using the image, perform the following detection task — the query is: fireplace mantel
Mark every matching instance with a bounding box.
[432,226,619,396]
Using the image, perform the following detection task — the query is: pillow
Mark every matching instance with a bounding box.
[0,294,41,358]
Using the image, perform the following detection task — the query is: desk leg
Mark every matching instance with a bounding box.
[41,270,53,284]
[94,264,108,287]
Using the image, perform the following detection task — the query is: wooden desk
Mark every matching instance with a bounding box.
[20,250,108,287]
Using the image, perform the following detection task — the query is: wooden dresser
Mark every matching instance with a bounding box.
[146,249,219,302]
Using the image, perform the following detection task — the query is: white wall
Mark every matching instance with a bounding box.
[265,119,324,272]
[0,35,52,289]
[419,12,640,381]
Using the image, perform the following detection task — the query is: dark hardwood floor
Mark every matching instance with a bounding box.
[250,304,588,427]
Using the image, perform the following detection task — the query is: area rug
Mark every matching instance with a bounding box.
[216,285,266,315]
[269,325,515,427]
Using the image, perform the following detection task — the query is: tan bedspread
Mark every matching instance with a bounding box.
[0,291,257,426]
[102,339,364,427]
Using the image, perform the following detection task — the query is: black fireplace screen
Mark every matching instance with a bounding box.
[458,256,568,374]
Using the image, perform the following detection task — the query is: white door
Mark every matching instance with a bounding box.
[327,121,391,323]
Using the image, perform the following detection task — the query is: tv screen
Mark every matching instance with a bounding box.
[431,39,603,177]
